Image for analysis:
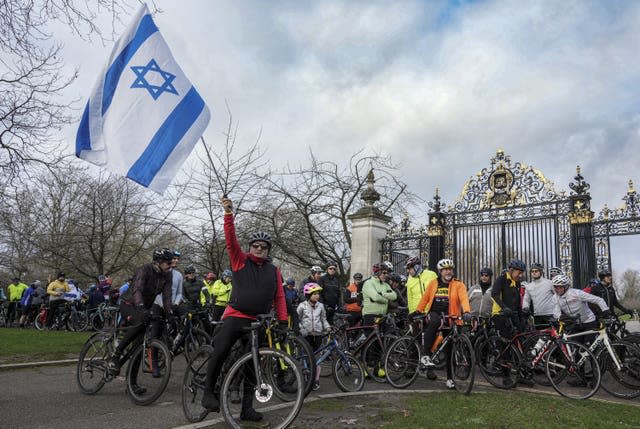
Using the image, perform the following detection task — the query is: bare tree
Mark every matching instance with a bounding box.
[0,1,133,179]
[620,269,640,310]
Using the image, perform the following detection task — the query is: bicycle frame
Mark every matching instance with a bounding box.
[564,326,623,371]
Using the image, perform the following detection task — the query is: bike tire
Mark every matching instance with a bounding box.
[184,328,212,362]
[384,336,420,389]
[77,332,111,394]
[221,348,304,429]
[333,352,365,392]
[284,334,315,396]
[475,336,521,389]
[597,341,640,399]
[68,310,89,332]
[126,338,172,406]
[34,309,46,331]
[522,333,553,386]
[181,345,213,422]
[450,334,475,395]
[545,341,601,400]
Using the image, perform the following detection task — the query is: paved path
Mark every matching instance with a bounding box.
[0,360,638,429]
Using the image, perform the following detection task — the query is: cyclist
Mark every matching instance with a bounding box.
[522,263,556,326]
[415,258,472,389]
[549,266,564,280]
[18,281,41,328]
[210,269,233,321]
[591,270,633,316]
[284,277,301,330]
[467,267,493,318]
[491,259,527,337]
[343,273,364,327]
[297,282,330,390]
[181,265,201,308]
[201,196,287,423]
[300,266,322,301]
[108,248,174,384]
[45,272,70,328]
[200,272,217,308]
[6,277,27,326]
[405,256,437,313]
[387,273,407,309]
[319,261,341,325]
[552,274,611,335]
[361,263,396,378]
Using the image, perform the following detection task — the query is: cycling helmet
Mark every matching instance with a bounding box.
[285,277,295,286]
[405,256,421,269]
[222,269,233,278]
[587,278,601,287]
[382,261,394,271]
[326,261,338,269]
[372,263,382,274]
[530,262,544,271]
[388,273,402,283]
[249,231,272,249]
[552,274,571,288]
[173,249,181,257]
[184,265,196,274]
[508,259,526,271]
[549,266,563,277]
[30,280,41,288]
[310,265,322,274]
[153,248,175,262]
[57,272,65,278]
[437,258,455,270]
[303,282,322,296]
[399,274,407,283]
[598,270,612,280]
[353,272,363,281]
[479,267,493,276]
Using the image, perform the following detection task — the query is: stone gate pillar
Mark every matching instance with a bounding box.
[348,169,391,277]
[427,189,445,271]
[568,166,596,289]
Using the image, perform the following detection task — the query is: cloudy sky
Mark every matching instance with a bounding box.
[60,0,640,273]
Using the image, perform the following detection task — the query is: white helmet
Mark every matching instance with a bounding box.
[437,258,455,270]
[552,274,571,288]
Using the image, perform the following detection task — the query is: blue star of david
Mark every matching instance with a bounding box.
[130,59,179,100]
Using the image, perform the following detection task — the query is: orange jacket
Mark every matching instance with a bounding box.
[344,283,362,313]
[416,278,471,324]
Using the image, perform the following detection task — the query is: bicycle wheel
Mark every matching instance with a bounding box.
[34,309,46,331]
[450,334,475,394]
[126,338,172,406]
[597,341,640,399]
[77,333,111,394]
[475,336,521,389]
[384,336,420,389]
[282,335,315,396]
[333,352,365,392]
[221,348,304,429]
[68,310,89,332]
[182,345,213,422]
[545,341,601,400]
[184,328,212,362]
[362,334,397,383]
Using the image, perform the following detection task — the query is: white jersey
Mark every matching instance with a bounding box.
[553,288,608,324]
[522,277,555,316]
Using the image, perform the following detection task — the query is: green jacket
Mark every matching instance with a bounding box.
[406,269,437,312]
[362,276,397,316]
[8,282,28,302]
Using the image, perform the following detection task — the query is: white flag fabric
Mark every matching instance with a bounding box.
[76,4,210,193]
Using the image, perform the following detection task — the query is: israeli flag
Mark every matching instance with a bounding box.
[76,4,210,194]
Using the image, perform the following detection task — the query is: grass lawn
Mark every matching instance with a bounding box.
[0,328,91,364]
[304,392,640,429]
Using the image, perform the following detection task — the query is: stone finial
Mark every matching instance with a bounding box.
[360,168,381,207]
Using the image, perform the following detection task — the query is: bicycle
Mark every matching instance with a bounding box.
[560,318,640,399]
[384,313,475,394]
[87,302,119,331]
[181,314,305,428]
[311,326,365,392]
[163,309,211,362]
[76,314,172,406]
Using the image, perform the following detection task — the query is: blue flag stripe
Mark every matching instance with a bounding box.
[101,14,158,115]
[126,86,205,186]
[75,101,91,156]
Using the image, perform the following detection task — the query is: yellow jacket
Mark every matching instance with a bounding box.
[47,280,70,301]
[406,269,437,312]
[211,279,232,306]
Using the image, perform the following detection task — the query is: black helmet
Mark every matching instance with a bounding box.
[173,249,181,257]
[184,265,196,274]
[353,272,363,280]
[479,267,493,276]
[530,262,544,271]
[388,273,402,283]
[326,261,338,269]
[249,231,272,249]
[153,248,175,262]
[508,259,526,271]
[598,270,612,280]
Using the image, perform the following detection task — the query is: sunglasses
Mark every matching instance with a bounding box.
[251,243,269,250]
[327,267,336,271]
[380,271,389,275]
